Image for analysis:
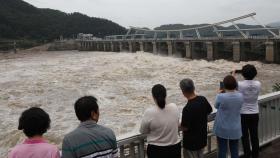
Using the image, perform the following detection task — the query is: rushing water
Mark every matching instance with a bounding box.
[0,51,280,157]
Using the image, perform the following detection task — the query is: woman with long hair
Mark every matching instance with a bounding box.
[140,84,181,158]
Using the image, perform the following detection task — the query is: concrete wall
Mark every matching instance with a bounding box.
[48,40,78,51]
[78,39,280,64]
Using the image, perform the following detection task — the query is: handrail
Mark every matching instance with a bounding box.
[258,91,280,103]
[101,13,280,40]
[116,91,280,158]
[81,34,280,42]
[215,27,280,32]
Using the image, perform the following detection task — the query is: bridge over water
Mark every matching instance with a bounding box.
[78,13,280,63]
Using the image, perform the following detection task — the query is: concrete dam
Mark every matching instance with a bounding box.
[78,13,280,63]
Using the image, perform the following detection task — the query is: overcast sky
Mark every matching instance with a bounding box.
[24,0,279,29]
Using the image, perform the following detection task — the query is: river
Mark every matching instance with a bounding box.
[0,51,279,157]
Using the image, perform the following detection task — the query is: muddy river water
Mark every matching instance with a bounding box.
[0,51,279,157]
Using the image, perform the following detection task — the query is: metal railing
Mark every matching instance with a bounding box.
[116,91,280,158]
[79,36,279,43]
[258,92,280,146]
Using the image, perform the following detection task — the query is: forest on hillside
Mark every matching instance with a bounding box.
[0,0,127,41]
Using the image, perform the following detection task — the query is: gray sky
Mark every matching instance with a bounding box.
[24,0,280,29]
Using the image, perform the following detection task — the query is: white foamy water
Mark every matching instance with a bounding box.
[0,51,280,157]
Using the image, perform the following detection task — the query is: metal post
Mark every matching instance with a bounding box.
[213,26,222,38]
[138,139,145,158]
[180,31,184,39]
[195,28,201,39]
[231,21,248,39]
[153,32,157,40]
[129,143,135,157]
[167,31,171,39]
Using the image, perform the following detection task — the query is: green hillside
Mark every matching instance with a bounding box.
[0,0,127,41]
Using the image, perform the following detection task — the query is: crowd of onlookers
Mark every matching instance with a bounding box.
[8,64,261,158]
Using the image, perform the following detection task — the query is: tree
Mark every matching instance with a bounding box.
[0,0,127,41]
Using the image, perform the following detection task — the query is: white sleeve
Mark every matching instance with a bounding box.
[139,110,151,134]
[175,104,180,126]
[237,81,241,90]
[257,81,261,91]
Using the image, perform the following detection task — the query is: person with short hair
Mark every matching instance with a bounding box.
[62,96,118,158]
[213,75,243,158]
[8,107,60,158]
[180,79,213,158]
[140,84,181,158]
[234,64,261,158]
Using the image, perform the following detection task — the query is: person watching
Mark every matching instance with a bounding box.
[213,75,243,158]
[140,84,181,158]
[233,64,261,158]
[8,107,60,158]
[180,79,213,158]
[62,96,118,158]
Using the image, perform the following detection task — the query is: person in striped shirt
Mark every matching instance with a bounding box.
[62,96,118,158]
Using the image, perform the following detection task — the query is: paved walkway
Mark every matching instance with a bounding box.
[259,139,280,158]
